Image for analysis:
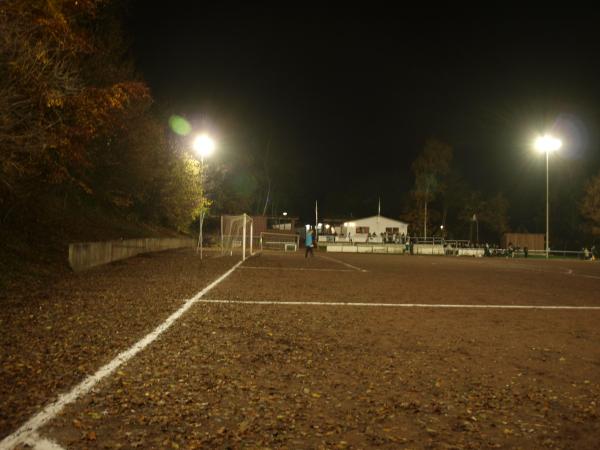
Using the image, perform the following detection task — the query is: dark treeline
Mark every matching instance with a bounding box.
[0,0,280,235]
[399,139,600,248]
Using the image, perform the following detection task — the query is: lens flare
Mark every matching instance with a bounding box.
[168,115,192,136]
[554,114,587,159]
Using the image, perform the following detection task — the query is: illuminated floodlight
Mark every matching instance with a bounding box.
[193,134,216,158]
[325,224,330,229]
[343,222,348,227]
[282,212,288,216]
[317,223,323,229]
[305,224,311,230]
[440,225,444,229]
[535,135,562,154]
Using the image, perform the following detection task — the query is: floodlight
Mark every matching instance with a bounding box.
[535,135,562,154]
[193,134,215,158]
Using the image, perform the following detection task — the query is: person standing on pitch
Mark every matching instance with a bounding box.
[305,227,314,258]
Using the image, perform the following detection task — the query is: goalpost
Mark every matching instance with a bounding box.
[260,232,299,252]
[220,214,254,260]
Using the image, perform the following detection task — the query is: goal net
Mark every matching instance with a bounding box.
[260,232,299,252]
[221,214,254,260]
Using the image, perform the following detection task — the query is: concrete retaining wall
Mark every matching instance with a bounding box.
[69,237,194,272]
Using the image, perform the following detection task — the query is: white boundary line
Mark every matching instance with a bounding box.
[23,433,65,450]
[239,266,354,273]
[488,262,600,280]
[198,299,600,310]
[0,260,244,450]
[317,255,367,272]
[565,271,600,280]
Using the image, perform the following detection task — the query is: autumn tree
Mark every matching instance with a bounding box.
[481,193,510,237]
[457,191,484,240]
[440,170,469,230]
[457,191,509,243]
[410,138,453,238]
[0,0,149,204]
[580,170,600,236]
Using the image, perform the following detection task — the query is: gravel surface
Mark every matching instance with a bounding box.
[3,251,600,449]
[0,248,238,441]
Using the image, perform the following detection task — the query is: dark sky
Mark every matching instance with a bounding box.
[124,5,600,228]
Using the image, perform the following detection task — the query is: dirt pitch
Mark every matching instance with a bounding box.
[2,249,600,449]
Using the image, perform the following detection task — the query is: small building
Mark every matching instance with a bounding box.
[340,215,408,242]
[501,233,544,250]
[251,215,298,235]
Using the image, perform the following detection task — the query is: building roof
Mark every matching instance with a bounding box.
[351,215,408,225]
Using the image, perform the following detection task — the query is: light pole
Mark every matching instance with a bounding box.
[193,134,215,259]
[534,134,561,259]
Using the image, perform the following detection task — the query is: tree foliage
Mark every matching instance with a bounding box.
[580,170,600,236]
[410,138,453,236]
[0,0,150,199]
[0,1,222,233]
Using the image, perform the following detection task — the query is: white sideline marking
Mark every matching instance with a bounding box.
[26,433,66,450]
[564,270,600,280]
[34,439,66,450]
[239,266,354,272]
[0,260,244,450]
[317,255,367,272]
[496,263,600,280]
[199,299,600,310]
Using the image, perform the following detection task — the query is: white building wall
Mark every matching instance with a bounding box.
[343,215,408,238]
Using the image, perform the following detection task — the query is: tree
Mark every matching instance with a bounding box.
[580,171,600,236]
[411,138,453,238]
[0,0,149,203]
[480,193,510,239]
[457,191,509,243]
[440,170,469,230]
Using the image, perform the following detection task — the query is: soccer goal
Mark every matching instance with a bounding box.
[260,232,299,252]
[221,214,254,260]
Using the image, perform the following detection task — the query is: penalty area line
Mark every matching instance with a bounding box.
[199,299,600,310]
[0,260,245,450]
[317,255,367,272]
[239,266,354,272]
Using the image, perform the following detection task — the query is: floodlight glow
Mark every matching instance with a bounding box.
[282,212,288,216]
[440,225,444,229]
[193,134,216,158]
[325,224,330,229]
[535,135,562,154]
[343,222,348,226]
[305,224,310,230]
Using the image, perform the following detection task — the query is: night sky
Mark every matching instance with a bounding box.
[125,5,600,228]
